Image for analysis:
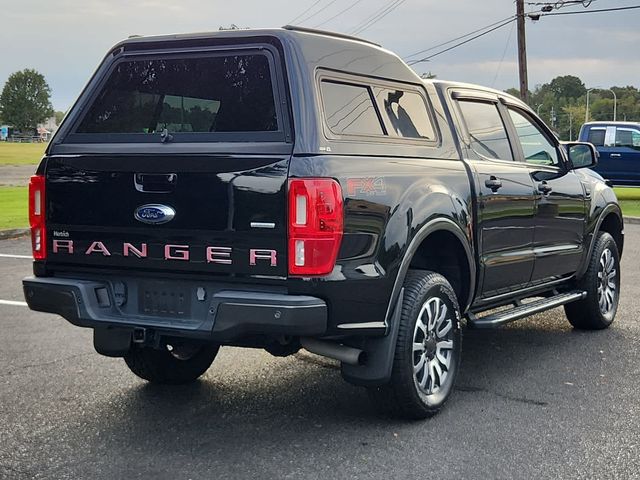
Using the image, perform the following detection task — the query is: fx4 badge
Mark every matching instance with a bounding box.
[346,177,387,197]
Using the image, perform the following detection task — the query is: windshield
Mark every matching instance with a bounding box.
[73,52,279,140]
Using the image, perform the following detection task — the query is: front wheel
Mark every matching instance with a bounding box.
[124,342,219,384]
[368,270,462,419]
[565,231,620,330]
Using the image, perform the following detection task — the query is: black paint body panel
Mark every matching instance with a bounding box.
[28,28,622,346]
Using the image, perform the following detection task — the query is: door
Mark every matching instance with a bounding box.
[505,107,586,282]
[455,98,536,296]
[598,125,640,186]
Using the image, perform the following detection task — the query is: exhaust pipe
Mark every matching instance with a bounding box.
[301,338,365,366]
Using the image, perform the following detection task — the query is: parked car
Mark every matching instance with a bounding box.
[23,26,624,419]
[579,121,640,186]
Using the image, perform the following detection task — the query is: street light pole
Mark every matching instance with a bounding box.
[585,88,594,123]
[536,103,544,116]
[608,89,617,121]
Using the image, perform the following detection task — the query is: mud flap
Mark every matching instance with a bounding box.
[93,327,132,357]
[340,288,404,386]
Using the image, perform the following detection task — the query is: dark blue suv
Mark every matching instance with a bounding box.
[579,121,640,186]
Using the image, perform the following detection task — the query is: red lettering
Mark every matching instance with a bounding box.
[85,241,111,256]
[123,243,147,258]
[249,249,277,266]
[165,244,189,261]
[206,246,232,264]
[53,240,74,254]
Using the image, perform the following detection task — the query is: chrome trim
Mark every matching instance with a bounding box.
[337,321,387,330]
[250,222,276,229]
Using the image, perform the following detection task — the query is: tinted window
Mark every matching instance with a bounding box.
[320,81,384,136]
[615,128,640,149]
[508,109,559,166]
[458,101,513,160]
[587,128,606,146]
[379,89,435,140]
[76,54,278,136]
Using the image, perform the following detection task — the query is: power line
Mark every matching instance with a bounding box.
[351,0,408,35]
[298,0,340,25]
[539,4,640,15]
[403,15,515,60]
[491,19,516,87]
[356,0,408,34]
[407,18,517,65]
[314,0,364,28]
[348,1,400,34]
[288,0,324,25]
[525,0,596,6]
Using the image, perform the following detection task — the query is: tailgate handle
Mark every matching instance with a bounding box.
[134,173,177,193]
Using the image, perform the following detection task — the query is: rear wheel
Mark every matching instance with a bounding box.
[368,270,462,419]
[124,342,219,384]
[565,231,620,330]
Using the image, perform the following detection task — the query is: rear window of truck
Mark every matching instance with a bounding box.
[70,52,283,142]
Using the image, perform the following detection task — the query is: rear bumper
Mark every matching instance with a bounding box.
[23,276,327,342]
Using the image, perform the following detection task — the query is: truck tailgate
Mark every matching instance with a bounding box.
[44,154,290,278]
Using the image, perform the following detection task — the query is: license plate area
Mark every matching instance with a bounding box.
[138,281,191,318]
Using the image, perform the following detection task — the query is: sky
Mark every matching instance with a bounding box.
[1,0,638,111]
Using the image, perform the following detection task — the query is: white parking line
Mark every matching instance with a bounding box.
[0,299,28,307]
[0,253,32,259]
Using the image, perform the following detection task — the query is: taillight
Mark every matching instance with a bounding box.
[28,175,46,260]
[288,178,343,276]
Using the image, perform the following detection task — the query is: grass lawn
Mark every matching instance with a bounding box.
[0,142,47,166]
[614,188,640,218]
[0,186,28,229]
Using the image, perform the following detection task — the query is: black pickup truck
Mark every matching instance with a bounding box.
[23,26,623,419]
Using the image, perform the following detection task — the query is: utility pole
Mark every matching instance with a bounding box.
[516,0,528,103]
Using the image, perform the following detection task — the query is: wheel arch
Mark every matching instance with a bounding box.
[599,210,624,256]
[384,217,476,327]
[578,203,624,278]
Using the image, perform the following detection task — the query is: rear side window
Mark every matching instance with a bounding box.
[458,101,513,161]
[587,128,606,146]
[615,128,640,148]
[320,81,384,136]
[379,89,435,140]
[74,53,279,140]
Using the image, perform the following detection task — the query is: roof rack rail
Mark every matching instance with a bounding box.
[282,25,381,47]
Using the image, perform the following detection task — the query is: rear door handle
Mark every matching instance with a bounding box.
[485,176,502,192]
[538,181,552,195]
[610,153,622,158]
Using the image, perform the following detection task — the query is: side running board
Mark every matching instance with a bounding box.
[467,290,587,329]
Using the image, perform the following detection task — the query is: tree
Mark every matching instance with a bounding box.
[0,69,54,132]
[54,111,65,126]
[549,75,586,100]
[505,87,522,99]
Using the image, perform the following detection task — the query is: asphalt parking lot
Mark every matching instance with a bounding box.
[1,228,639,480]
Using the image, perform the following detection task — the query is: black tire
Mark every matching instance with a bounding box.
[565,231,620,330]
[367,270,462,419]
[124,342,219,385]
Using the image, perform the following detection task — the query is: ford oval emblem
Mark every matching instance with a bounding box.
[134,204,175,225]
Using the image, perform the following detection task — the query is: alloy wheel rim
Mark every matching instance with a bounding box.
[412,296,454,395]
[597,248,617,315]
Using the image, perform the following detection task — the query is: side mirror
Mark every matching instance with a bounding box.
[564,142,598,170]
